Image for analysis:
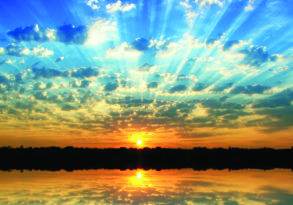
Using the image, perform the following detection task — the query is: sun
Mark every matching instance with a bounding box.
[129,132,147,148]
[136,138,143,147]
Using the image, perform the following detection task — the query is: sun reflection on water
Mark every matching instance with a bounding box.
[0,169,293,204]
[128,170,152,187]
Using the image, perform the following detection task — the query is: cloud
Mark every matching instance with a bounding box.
[231,84,270,94]
[169,84,188,93]
[0,47,4,55]
[193,83,209,91]
[60,103,81,111]
[254,88,293,108]
[106,42,142,59]
[186,103,209,119]
[7,24,49,42]
[137,63,156,72]
[0,75,9,85]
[132,38,149,51]
[56,24,87,44]
[106,0,136,13]
[212,83,233,92]
[147,82,159,89]
[180,0,197,25]
[148,39,166,49]
[195,0,224,7]
[70,67,99,78]
[245,0,255,11]
[85,0,100,10]
[31,47,54,57]
[7,24,87,44]
[85,20,118,46]
[4,44,24,56]
[241,45,276,66]
[104,82,118,92]
[3,44,53,57]
[55,56,64,63]
[32,67,65,78]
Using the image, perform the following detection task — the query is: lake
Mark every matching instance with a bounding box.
[0,169,292,204]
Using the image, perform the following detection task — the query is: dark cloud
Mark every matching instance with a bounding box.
[193,83,208,91]
[132,38,149,51]
[60,103,80,111]
[0,75,9,84]
[261,187,293,205]
[32,67,65,78]
[31,66,99,79]
[231,84,270,94]
[56,24,87,44]
[7,24,88,44]
[33,90,48,100]
[55,56,64,63]
[241,46,277,66]
[202,99,244,110]
[4,44,23,56]
[212,83,233,92]
[249,105,293,132]
[254,88,293,108]
[109,97,154,107]
[80,79,90,88]
[13,100,34,110]
[104,82,118,92]
[223,40,240,50]
[169,84,187,93]
[147,82,158,88]
[7,24,48,42]
[70,67,99,78]
[138,63,153,71]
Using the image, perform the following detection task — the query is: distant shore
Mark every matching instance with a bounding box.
[0,147,292,171]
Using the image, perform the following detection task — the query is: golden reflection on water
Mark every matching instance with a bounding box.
[0,169,292,204]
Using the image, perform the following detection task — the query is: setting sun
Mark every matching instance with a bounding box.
[136,138,143,147]
[129,132,151,148]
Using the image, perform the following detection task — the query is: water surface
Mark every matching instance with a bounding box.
[0,169,293,204]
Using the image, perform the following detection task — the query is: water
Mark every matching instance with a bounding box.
[0,169,292,204]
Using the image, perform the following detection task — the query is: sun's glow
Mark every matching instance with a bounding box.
[136,171,143,179]
[128,170,150,187]
[136,138,143,147]
[129,132,150,148]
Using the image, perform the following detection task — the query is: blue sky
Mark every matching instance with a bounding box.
[0,0,292,147]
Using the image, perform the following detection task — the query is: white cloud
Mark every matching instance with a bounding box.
[90,100,122,116]
[45,28,57,41]
[106,42,142,59]
[85,20,118,46]
[20,47,54,57]
[106,0,136,13]
[156,34,204,58]
[0,47,5,55]
[245,0,255,11]
[21,48,30,56]
[85,0,100,10]
[149,39,166,49]
[186,103,209,119]
[180,0,197,25]
[156,42,180,58]
[155,34,262,79]
[195,0,224,7]
[5,59,14,65]
[32,47,54,57]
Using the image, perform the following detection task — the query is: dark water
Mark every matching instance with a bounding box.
[0,169,292,204]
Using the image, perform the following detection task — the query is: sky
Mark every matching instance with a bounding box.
[0,0,292,148]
